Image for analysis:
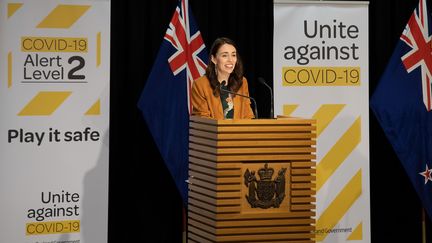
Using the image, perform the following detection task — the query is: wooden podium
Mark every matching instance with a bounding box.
[188,116,316,243]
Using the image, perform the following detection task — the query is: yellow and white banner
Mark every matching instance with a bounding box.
[0,1,110,242]
[274,1,369,242]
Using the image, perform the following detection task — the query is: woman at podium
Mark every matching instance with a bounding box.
[191,37,254,120]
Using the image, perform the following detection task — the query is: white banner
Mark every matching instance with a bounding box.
[274,1,369,242]
[0,1,110,243]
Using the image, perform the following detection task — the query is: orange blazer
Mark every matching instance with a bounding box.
[191,75,255,120]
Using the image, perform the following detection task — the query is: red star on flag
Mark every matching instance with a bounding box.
[419,164,432,184]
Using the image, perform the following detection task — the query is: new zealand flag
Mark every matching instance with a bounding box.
[371,0,432,219]
[137,0,208,205]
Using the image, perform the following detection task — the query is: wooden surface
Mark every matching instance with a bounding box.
[188,116,316,242]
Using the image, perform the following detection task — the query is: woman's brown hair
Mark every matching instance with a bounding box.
[206,37,244,97]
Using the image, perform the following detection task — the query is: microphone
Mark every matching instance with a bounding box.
[220,80,258,119]
[257,77,274,118]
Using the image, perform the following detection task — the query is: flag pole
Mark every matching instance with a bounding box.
[183,206,187,243]
[422,208,426,243]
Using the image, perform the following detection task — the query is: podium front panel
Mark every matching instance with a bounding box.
[188,116,316,243]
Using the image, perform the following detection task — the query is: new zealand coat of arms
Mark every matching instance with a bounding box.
[244,163,287,209]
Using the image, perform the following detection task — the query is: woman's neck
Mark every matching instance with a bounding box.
[218,75,229,84]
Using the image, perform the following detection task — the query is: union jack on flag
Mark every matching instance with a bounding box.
[138,0,208,204]
[371,0,432,220]
[164,0,207,113]
[400,0,432,111]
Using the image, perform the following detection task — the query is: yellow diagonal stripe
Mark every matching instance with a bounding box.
[316,116,361,191]
[18,91,71,116]
[312,104,345,137]
[37,5,90,29]
[85,99,100,115]
[8,52,12,88]
[8,3,23,18]
[97,32,101,67]
[283,104,298,116]
[316,170,362,241]
[347,222,363,240]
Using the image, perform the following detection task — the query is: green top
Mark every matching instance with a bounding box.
[220,91,234,119]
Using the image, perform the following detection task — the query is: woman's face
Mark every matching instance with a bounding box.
[212,43,237,79]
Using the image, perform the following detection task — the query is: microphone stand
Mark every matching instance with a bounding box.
[258,77,274,118]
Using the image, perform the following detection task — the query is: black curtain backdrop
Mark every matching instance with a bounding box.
[109,0,430,242]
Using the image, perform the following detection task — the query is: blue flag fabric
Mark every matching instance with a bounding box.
[370,0,432,219]
[137,0,208,205]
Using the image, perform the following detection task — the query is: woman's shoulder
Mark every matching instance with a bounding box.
[241,76,249,87]
[193,75,210,87]
[194,75,209,83]
[192,75,213,94]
